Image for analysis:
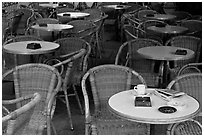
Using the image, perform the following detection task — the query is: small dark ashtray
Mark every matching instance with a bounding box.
[27,43,41,50]
[158,106,177,114]
[39,23,47,27]
[117,5,124,8]
[146,14,154,17]
[175,49,187,55]
[156,24,166,27]
[63,13,71,16]
[135,97,152,107]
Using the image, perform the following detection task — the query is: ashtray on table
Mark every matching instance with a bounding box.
[27,43,42,50]
[63,13,71,16]
[39,23,47,27]
[146,14,154,17]
[158,106,177,114]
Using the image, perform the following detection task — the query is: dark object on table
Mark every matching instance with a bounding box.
[146,14,154,17]
[39,23,47,27]
[175,49,187,55]
[158,106,177,113]
[27,43,41,50]
[155,23,166,27]
[116,5,124,8]
[135,97,152,107]
[63,13,71,16]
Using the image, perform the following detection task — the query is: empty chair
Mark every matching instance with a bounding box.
[168,11,192,25]
[138,20,166,43]
[2,93,41,135]
[165,35,201,80]
[2,63,62,135]
[180,20,202,38]
[81,64,150,135]
[123,24,145,41]
[47,49,87,130]
[166,73,202,135]
[4,8,34,39]
[115,38,163,87]
[177,63,202,76]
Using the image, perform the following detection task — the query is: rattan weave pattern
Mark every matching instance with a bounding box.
[81,64,150,135]
[2,63,62,134]
[2,93,41,135]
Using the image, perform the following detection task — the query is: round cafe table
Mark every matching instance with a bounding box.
[144,14,176,21]
[31,24,73,40]
[137,46,194,88]
[108,89,200,134]
[147,25,188,44]
[57,12,90,19]
[3,41,60,66]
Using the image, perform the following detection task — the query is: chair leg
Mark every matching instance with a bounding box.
[72,84,84,115]
[63,89,74,130]
[51,121,57,135]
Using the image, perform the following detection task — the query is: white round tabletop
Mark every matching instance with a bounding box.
[145,14,176,21]
[103,5,131,10]
[31,24,73,32]
[57,12,90,18]
[3,41,60,55]
[108,89,200,124]
[147,25,188,34]
[39,3,59,8]
[137,46,194,61]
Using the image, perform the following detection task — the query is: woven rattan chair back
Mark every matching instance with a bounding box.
[177,63,202,76]
[115,38,163,87]
[83,8,104,22]
[169,11,192,24]
[81,64,149,134]
[123,24,139,41]
[138,9,157,21]
[2,93,41,135]
[165,35,201,67]
[167,73,202,111]
[138,20,166,43]
[53,37,91,72]
[2,35,43,71]
[5,8,34,36]
[2,63,62,134]
[66,20,96,38]
[180,20,202,38]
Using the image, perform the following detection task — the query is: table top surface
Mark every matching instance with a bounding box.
[144,14,176,21]
[57,12,90,18]
[103,5,131,10]
[108,89,200,124]
[137,46,194,61]
[39,3,59,8]
[147,25,188,34]
[3,41,60,55]
[31,24,73,31]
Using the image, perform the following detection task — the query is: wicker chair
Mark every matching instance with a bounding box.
[168,11,192,25]
[81,64,150,135]
[180,20,202,38]
[2,35,43,72]
[45,49,86,130]
[2,63,62,135]
[166,73,202,135]
[165,35,201,80]
[115,38,163,88]
[177,63,202,76]
[4,8,34,38]
[2,93,41,135]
